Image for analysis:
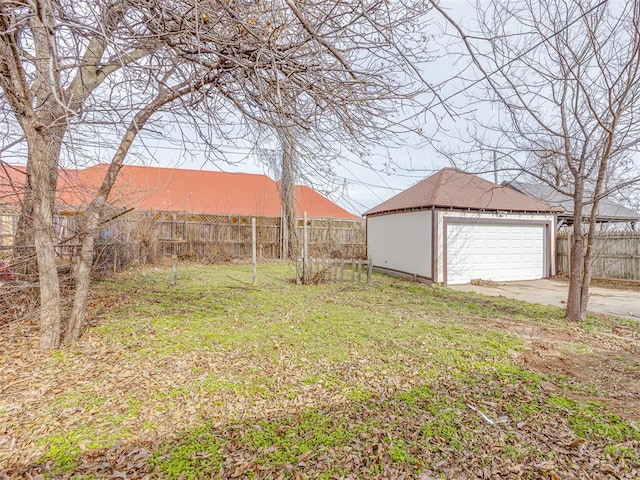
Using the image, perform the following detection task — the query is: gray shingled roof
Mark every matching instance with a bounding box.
[364,168,558,216]
[505,182,640,223]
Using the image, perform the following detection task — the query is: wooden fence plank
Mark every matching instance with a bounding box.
[557,232,640,281]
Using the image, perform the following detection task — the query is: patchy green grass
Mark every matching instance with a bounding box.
[547,396,640,442]
[3,263,639,479]
[150,424,225,480]
[241,408,354,465]
[39,425,123,472]
[387,438,418,466]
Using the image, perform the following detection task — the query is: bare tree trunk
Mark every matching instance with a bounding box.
[566,182,585,321]
[566,224,585,321]
[579,248,591,317]
[280,129,298,259]
[577,207,602,319]
[13,163,35,248]
[64,214,96,343]
[29,134,61,348]
[65,148,129,343]
[14,156,59,245]
[13,127,63,275]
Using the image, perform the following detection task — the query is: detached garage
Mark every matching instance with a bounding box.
[364,169,559,285]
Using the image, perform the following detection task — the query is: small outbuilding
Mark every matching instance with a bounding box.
[364,168,559,285]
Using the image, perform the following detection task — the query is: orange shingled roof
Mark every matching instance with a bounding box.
[0,164,26,206]
[364,168,558,216]
[0,164,87,208]
[1,164,359,219]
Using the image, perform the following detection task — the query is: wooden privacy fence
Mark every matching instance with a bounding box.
[154,213,366,260]
[155,213,281,260]
[0,210,367,264]
[557,232,640,281]
[0,212,18,247]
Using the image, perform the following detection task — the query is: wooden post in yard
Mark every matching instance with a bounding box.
[567,229,572,275]
[357,259,362,284]
[251,217,257,286]
[303,211,309,284]
[367,256,372,283]
[172,253,178,285]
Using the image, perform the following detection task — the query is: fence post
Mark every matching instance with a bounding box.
[567,229,572,275]
[303,211,309,283]
[183,211,189,250]
[367,256,372,283]
[280,211,286,260]
[357,259,362,284]
[252,217,257,286]
[237,214,241,257]
[329,218,334,245]
[172,253,178,285]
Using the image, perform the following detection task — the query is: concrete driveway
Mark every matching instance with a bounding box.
[449,279,640,321]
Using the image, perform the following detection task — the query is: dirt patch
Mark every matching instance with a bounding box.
[483,317,640,421]
[523,345,640,420]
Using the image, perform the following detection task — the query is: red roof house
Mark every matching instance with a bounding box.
[1,164,358,219]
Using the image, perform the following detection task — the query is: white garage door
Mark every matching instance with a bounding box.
[446,222,546,285]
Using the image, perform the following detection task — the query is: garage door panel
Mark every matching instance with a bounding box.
[446,222,546,285]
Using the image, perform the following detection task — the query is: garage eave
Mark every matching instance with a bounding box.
[365,205,558,218]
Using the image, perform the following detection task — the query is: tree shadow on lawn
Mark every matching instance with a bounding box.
[5,369,640,480]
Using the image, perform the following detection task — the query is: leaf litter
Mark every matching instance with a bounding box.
[1,265,639,479]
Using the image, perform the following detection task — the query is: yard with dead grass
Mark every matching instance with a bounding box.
[1,263,639,479]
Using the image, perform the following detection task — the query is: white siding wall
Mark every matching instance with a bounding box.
[367,210,432,278]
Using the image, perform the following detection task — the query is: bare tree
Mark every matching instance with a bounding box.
[261,123,352,260]
[432,0,640,321]
[1,0,435,347]
[278,128,297,259]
